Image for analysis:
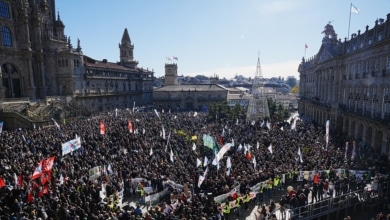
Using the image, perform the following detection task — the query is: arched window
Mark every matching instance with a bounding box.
[2,26,12,47]
[0,1,10,18]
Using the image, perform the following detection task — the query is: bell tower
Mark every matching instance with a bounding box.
[119,28,138,69]
[164,63,178,86]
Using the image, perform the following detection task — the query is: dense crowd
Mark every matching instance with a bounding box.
[0,109,389,220]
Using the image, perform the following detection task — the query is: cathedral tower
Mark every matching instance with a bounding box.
[119,28,138,69]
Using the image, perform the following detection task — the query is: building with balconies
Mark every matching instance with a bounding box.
[298,14,390,157]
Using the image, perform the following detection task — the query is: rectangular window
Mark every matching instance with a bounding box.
[387,56,390,69]
[375,60,379,71]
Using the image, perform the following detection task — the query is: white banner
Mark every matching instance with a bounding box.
[62,137,82,156]
[212,143,233,164]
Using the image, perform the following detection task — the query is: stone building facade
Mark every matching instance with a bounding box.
[0,0,153,113]
[298,14,390,156]
[154,64,229,111]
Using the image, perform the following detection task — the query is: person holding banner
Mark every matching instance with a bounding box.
[235,193,242,217]
[257,182,266,205]
[223,201,231,220]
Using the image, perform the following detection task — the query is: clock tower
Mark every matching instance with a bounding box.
[164,63,178,86]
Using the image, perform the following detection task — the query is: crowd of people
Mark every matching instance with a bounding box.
[0,108,389,220]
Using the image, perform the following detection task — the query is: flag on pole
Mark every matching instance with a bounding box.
[298,147,303,163]
[162,126,166,139]
[351,4,359,14]
[351,141,356,161]
[51,118,61,130]
[291,119,297,131]
[237,144,242,152]
[268,144,273,154]
[266,121,271,130]
[0,177,5,188]
[43,156,55,172]
[100,122,106,135]
[198,175,205,188]
[173,56,178,61]
[59,174,64,185]
[31,160,43,179]
[325,120,330,150]
[196,158,201,167]
[154,109,160,119]
[13,173,18,189]
[18,174,23,187]
[260,120,264,128]
[128,120,133,133]
[166,56,172,61]
[305,44,308,49]
[203,167,209,178]
[170,149,174,162]
[246,147,252,160]
[226,157,232,169]
[203,156,208,167]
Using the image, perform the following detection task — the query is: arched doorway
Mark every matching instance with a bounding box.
[366,127,373,148]
[374,130,383,153]
[2,62,22,98]
[351,121,356,139]
[357,123,363,140]
[344,117,350,135]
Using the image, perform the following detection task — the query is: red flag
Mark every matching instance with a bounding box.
[128,120,133,133]
[0,177,5,188]
[246,152,252,160]
[32,181,39,190]
[41,174,47,186]
[46,172,52,183]
[31,160,43,179]
[100,122,106,135]
[27,190,34,203]
[38,185,49,197]
[305,44,308,49]
[43,156,55,172]
[18,174,23,187]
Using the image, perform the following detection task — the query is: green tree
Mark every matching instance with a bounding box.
[286,77,297,88]
[290,85,299,94]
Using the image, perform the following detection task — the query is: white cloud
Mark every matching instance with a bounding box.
[185,59,301,80]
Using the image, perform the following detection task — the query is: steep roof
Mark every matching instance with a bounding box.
[121,28,131,43]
